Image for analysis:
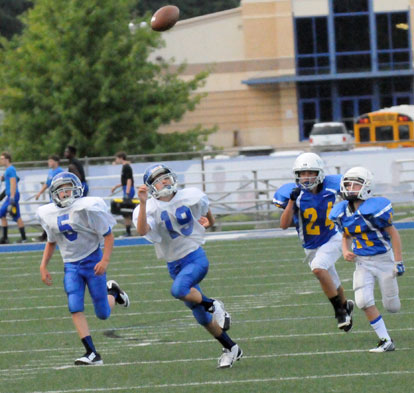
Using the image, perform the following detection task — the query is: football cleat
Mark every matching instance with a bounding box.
[341,300,354,333]
[212,299,231,331]
[107,280,130,307]
[0,237,9,244]
[336,309,351,330]
[217,344,243,369]
[369,338,395,353]
[74,351,103,365]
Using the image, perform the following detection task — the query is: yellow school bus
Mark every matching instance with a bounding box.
[354,105,414,148]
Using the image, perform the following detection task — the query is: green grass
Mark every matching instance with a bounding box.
[1,231,413,393]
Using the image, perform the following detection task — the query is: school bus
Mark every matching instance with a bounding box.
[354,105,414,148]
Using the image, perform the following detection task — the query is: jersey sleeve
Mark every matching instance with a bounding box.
[273,183,296,209]
[329,200,347,232]
[83,198,117,236]
[36,207,57,243]
[360,197,394,229]
[132,201,162,243]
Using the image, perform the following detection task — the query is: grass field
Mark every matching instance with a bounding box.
[1,231,413,393]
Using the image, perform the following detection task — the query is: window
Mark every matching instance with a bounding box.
[359,127,370,142]
[295,17,329,75]
[398,125,410,140]
[333,0,368,14]
[376,12,410,70]
[375,126,393,141]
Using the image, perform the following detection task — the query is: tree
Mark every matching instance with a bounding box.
[0,0,33,39]
[0,0,211,160]
[135,0,241,20]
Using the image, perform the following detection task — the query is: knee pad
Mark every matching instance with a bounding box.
[383,295,401,313]
[170,279,190,299]
[353,270,375,309]
[94,301,111,320]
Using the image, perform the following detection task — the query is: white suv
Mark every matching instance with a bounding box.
[309,122,354,152]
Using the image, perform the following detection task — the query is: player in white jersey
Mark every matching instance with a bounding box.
[37,172,130,366]
[133,164,243,369]
[330,167,404,353]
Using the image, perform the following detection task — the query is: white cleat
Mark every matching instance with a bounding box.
[369,339,395,353]
[217,344,243,368]
[74,352,103,365]
[107,280,130,307]
[212,299,231,331]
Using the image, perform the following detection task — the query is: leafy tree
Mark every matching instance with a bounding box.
[0,0,33,39]
[135,0,241,20]
[0,0,211,160]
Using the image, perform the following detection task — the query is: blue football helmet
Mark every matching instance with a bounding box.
[50,172,83,208]
[143,164,177,199]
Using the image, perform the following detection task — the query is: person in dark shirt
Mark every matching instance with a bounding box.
[64,145,89,196]
[111,152,135,237]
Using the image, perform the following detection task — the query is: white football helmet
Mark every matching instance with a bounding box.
[340,167,373,201]
[50,172,83,208]
[292,152,325,190]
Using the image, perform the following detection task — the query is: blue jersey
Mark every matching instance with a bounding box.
[46,167,64,187]
[4,165,20,197]
[273,175,342,249]
[329,197,393,256]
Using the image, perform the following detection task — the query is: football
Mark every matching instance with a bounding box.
[151,5,180,32]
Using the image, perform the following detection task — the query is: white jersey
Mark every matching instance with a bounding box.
[132,188,209,262]
[36,197,116,263]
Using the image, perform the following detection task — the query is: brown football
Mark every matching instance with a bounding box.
[151,5,180,32]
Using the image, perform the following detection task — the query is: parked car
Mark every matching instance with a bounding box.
[309,122,354,152]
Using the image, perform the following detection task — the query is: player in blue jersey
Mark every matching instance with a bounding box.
[38,172,130,365]
[134,164,242,368]
[274,152,353,331]
[329,167,404,352]
[0,152,27,243]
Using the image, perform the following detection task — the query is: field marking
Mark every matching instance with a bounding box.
[25,370,414,393]
[1,346,412,378]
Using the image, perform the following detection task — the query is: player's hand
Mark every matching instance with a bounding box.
[40,267,52,286]
[393,261,405,277]
[137,185,148,203]
[198,216,210,228]
[343,250,356,262]
[290,187,301,201]
[94,260,109,275]
[9,197,15,206]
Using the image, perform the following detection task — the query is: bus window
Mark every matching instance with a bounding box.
[375,126,393,141]
[399,125,410,140]
[359,127,370,142]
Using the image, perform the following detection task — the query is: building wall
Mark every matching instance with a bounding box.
[155,0,299,149]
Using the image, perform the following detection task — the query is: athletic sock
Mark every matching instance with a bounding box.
[19,227,26,241]
[200,295,214,311]
[215,331,236,350]
[2,226,7,239]
[329,294,345,315]
[126,225,131,235]
[81,335,97,354]
[370,315,391,341]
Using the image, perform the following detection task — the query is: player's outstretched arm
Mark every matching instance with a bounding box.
[40,241,56,286]
[136,185,150,236]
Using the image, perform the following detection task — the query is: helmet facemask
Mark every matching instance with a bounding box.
[50,173,83,208]
[147,172,177,199]
[294,170,323,190]
[340,167,373,201]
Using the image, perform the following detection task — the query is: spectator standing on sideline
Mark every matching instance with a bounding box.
[64,145,89,196]
[330,167,404,352]
[111,152,135,237]
[34,155,64,242]
[0,152,27,243]
[38,172,130,365]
